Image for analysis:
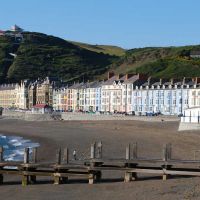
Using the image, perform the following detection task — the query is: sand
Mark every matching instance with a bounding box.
[0,119,200,200]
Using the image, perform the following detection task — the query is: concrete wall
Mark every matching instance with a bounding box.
[61,112,179,122]
[2,110,61,121]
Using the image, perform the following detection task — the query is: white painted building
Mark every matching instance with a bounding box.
[78,82,102,112]
[53,87,68,111]
[181,107,200,123]
[101,73,146,113]
[132,78,192,116]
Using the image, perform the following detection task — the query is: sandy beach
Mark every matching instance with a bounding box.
[1,119,200,200]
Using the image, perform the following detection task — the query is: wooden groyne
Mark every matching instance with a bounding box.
[1,142,200,186]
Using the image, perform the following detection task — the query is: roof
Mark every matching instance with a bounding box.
[32,104,52,109]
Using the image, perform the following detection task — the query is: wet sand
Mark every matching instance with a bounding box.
[1,119,200,200]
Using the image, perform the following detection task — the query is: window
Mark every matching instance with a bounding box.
[192,91,196,96]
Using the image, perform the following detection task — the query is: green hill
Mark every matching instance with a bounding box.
[1,30,200,83]
[69,41,125,56]
[0,32,117,83]
[105,45,200,79]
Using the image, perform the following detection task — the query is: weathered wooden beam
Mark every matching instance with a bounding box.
[133,143,137,159]
[97,141,102,159]
[90,142,96,159]
[63,148,69,164]
[56,148,62,165]
[24,148,29,164]
[124,172,132,182]
[54,175,61,185]
[167,143,172,160]
[22,175,29,186]
[126,144,131,160]
[32,148,37,163]
[162,144,168,162]
[88,173,94,184]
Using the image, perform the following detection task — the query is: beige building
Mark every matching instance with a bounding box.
[28,77,60,109]
[0,81,29,109]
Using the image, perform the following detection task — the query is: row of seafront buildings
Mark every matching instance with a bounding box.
[0,74,200,116]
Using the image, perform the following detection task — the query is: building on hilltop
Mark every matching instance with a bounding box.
[10,25,23,33]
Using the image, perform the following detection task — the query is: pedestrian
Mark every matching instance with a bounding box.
[73,149,77,160]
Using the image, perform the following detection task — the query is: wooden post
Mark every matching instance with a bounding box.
[126,144,130,160]
[90,142,96,159]
[167,144,172,160]
[124,172,132,182]
[88,172,94,184]
[24,148,29,164]
[54,148,62,184]
[62,147,69,183]
[54,175,61,185]
[29,148,37,184]
[133,143,137,159]
[22,174,29,186]
[32,148,37,163]
[97,141,102,159]
[56,148,62,165]
[63,148,69,164]
[162,144,168,162]
[22,148,30,186]
[0,147,3,184]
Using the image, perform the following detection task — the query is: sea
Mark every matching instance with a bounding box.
[0,134,39,161]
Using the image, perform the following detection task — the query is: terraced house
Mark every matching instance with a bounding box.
[101,73,146,113]
[132,77,195,115]
[0,81,29,109]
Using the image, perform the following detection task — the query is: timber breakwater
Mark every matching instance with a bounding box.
[1,142,200,186]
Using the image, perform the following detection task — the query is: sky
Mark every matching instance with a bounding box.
[0,0,200,49]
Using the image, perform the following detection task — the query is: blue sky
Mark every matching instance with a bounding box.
[0,0,200,49]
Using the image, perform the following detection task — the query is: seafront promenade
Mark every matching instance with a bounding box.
[2,110,179,122]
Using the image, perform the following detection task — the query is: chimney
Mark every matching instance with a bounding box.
[108,72,115,80]
[159,78,162,85]
[137,73,148,80]
[193,77,200,84]
[196,77,200,84]
[182,77,185,85]
[125,74,134,80]
[147,77,151,85]
[170,78,174,85]
[118,74,124,80]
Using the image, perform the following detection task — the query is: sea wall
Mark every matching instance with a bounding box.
[2,110,61,121]
[61,113,179,122]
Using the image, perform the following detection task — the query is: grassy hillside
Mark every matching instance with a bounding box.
[104,45,200,79]
[1,30,200,83]
[70,41,125,56]
[0,32,117,83]
[0,36,20,83]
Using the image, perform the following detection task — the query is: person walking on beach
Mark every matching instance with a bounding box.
[73,149,77,160]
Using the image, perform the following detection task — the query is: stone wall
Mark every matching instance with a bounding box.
[61,112,179,122]
[2,110,61,121]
